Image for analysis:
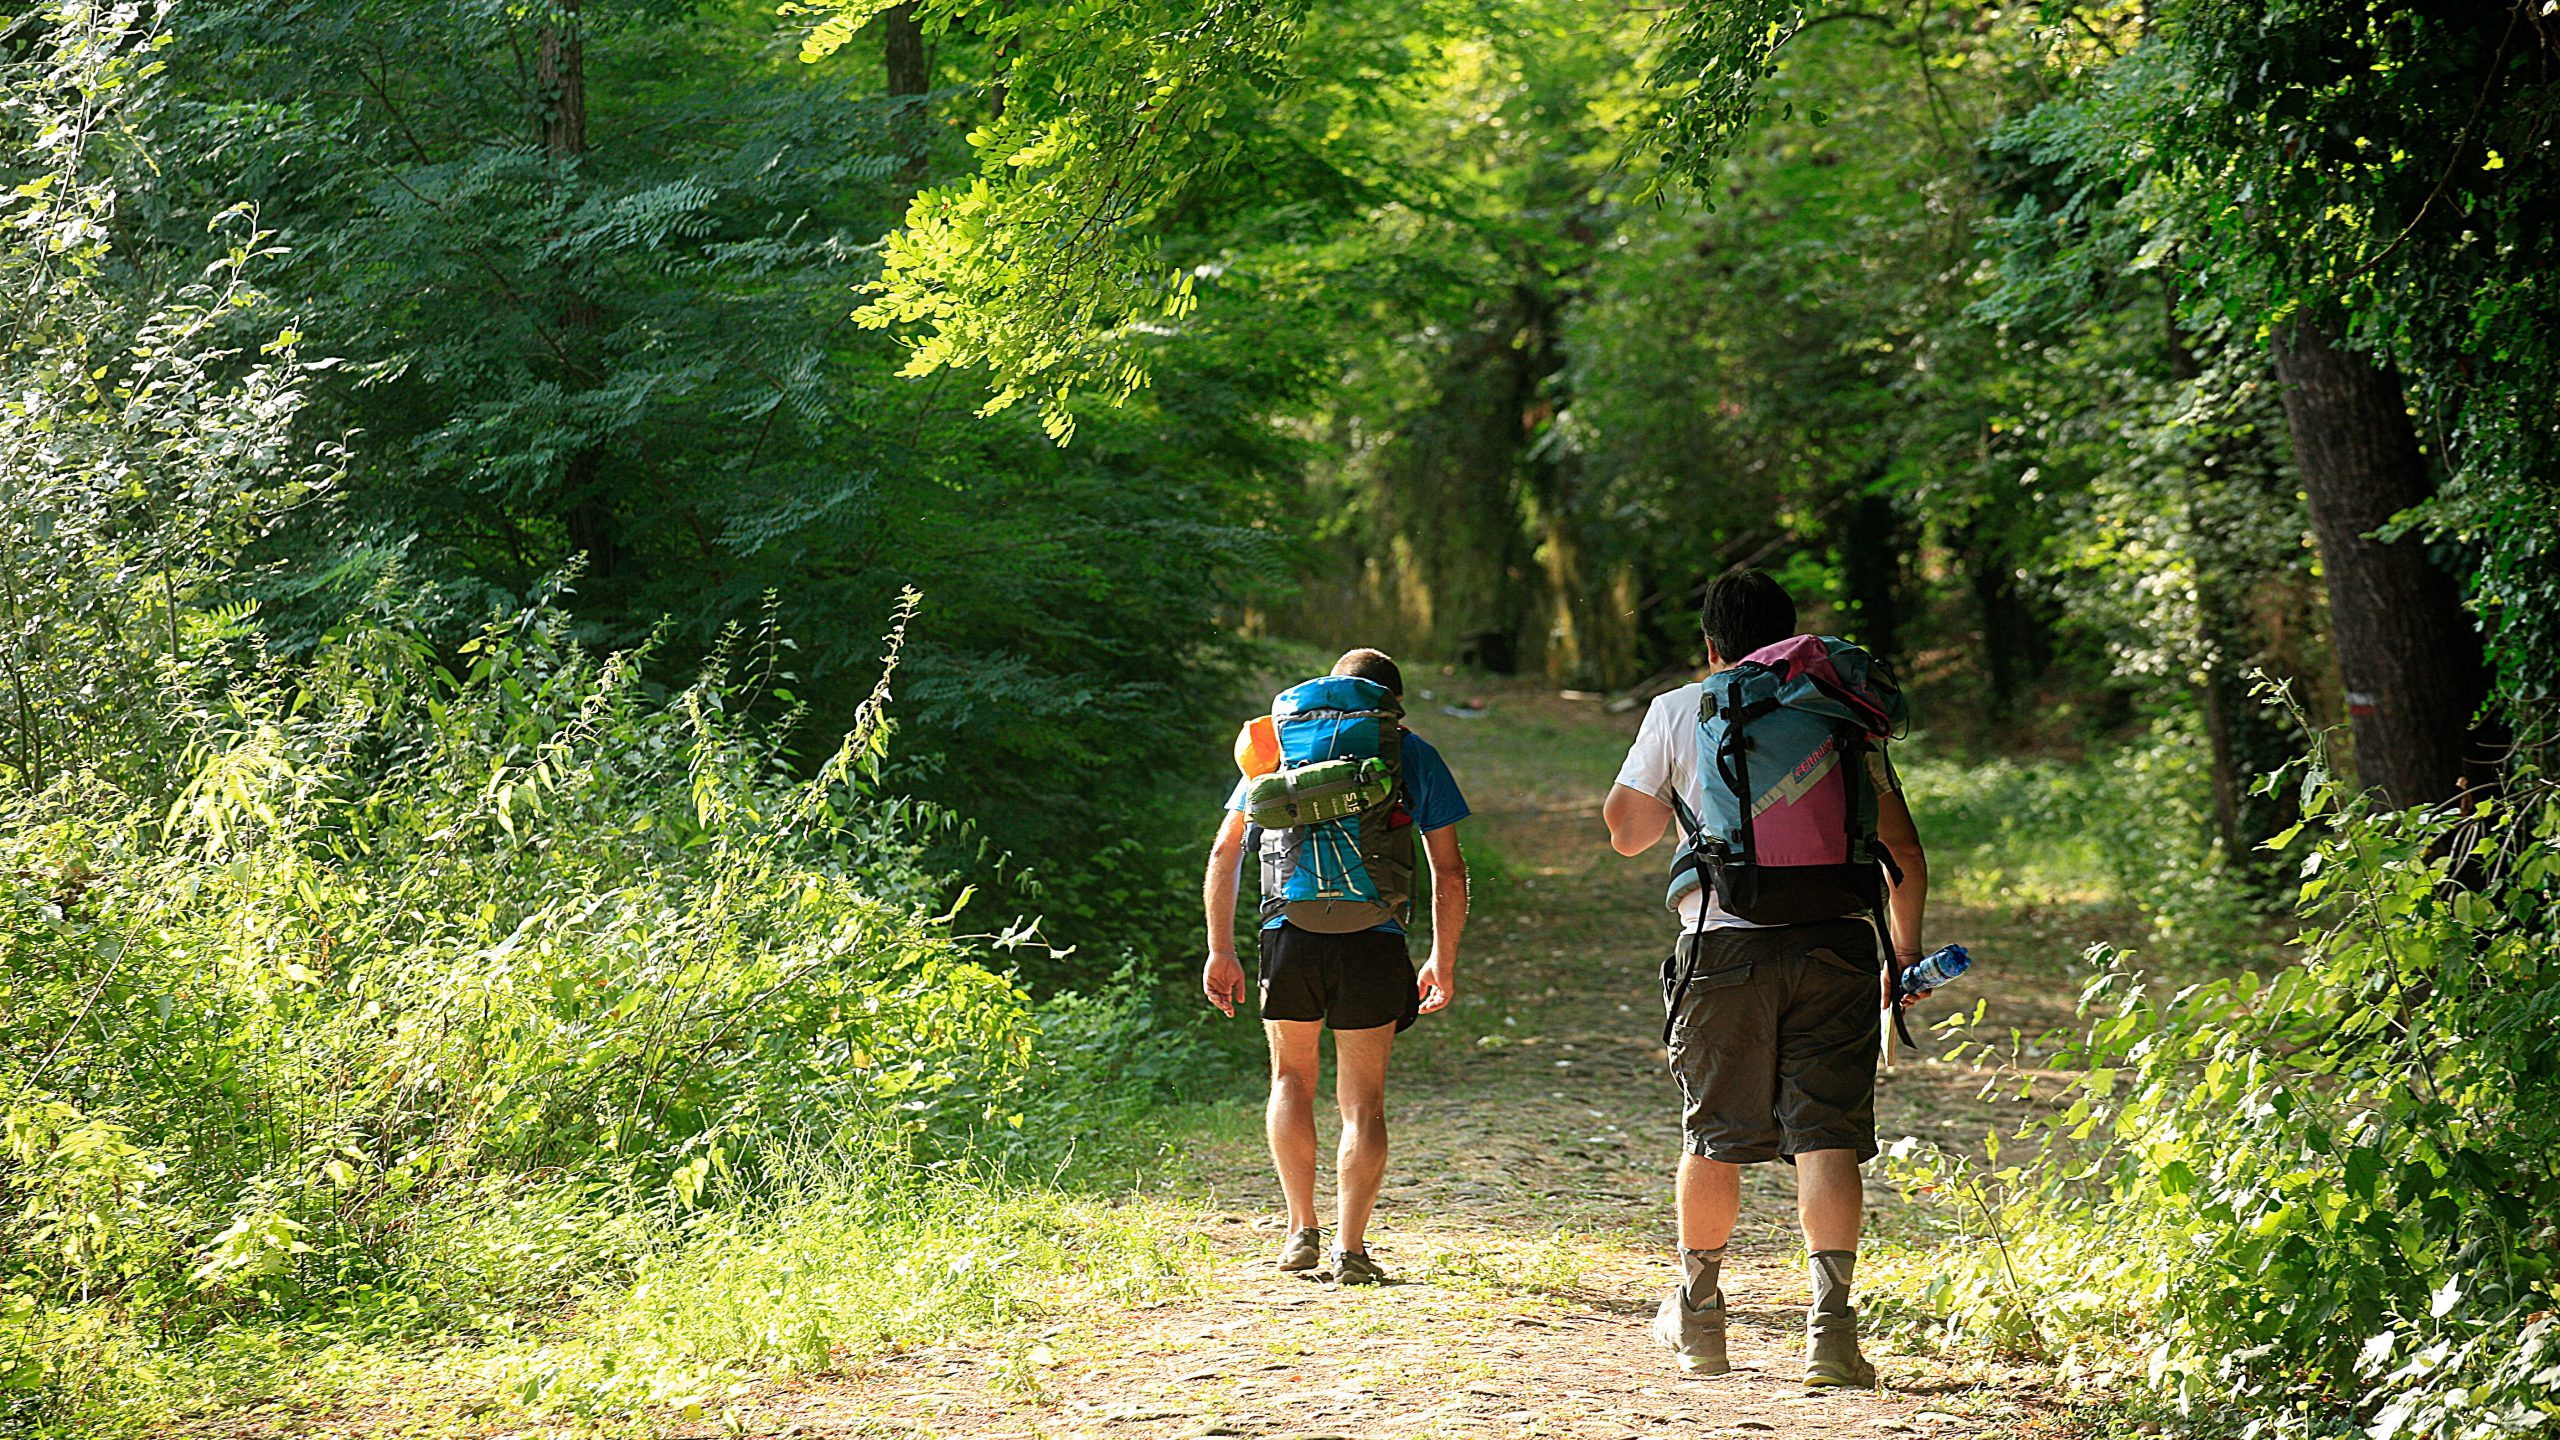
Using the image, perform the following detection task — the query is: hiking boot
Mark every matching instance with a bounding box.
[1805,1332,1877,1388]
[1275,1227,1324,1273]
[1652,1284,1731,1375]
[1332,1248,1388,1286]
[1804,1249,1877,1389]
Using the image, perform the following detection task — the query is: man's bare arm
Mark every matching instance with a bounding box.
[1201,811,1250,1015]
[1604,783,1676,856]
[1875,789,1930,1001]
[1416,824,1467,1012]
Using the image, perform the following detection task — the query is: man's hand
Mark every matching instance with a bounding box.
[1204,949,1247,1017]
[1888,956,1929,1010]
[1417,951,1455,1014]
[1417,826,1466,1015]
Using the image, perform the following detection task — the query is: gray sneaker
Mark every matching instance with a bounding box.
[1276,1228,1323,1272]
[1652,1285,1731,1375]
[1332,1248,1388,1286]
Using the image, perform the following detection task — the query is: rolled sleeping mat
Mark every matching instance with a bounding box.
[1245,757,1393,829]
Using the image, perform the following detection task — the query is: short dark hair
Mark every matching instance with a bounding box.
[1700,568,1796,662]
[1331,647,1403,696]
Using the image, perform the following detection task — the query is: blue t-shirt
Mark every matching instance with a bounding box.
[1227,730,1469,933]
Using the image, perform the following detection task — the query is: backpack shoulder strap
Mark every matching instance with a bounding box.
[1838,729,1916,1048]
[1713,694,1781,864]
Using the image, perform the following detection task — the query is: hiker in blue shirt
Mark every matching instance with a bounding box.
[1201,648,1470,1286]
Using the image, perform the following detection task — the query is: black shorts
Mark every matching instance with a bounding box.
[1662,918,1882,1164]
[1257,925,1419,1032]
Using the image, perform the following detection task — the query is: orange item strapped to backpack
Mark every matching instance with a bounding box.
[1234,714,1280,777]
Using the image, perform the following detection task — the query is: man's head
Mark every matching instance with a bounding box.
[1700,568,1796,668]
[1331,647,1404,698]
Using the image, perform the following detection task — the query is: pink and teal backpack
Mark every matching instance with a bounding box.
[1667,634,1909,929]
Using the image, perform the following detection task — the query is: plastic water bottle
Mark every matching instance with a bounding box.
[1899,943,1970,998]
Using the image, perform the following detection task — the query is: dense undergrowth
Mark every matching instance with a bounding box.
[1910,712,2278,968]
[1884,746,2560,1439]
[0,595,1238,1437]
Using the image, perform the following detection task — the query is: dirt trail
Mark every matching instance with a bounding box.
[794,679,2113,1440]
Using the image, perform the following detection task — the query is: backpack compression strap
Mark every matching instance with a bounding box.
[1836,728,1916,1049]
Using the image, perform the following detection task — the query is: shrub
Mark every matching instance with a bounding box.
[1903,714,2273,962]
[0,592,1041,1424]
[1885,752,2560,1436]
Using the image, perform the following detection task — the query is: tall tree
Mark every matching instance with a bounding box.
[536,0,618,576]
[2270,325,2489,805]
[882,2,929,185]
[155,0,1306,970]
[1835,480,1905,665]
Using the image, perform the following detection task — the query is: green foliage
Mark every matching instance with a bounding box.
[0,0,336,797]
[793,0,1497,435]
[141,0,1300,972]
[1021,972,1252,1152]
[1902,724,2269,961]
[823,0,1295,438]
[0,590,1053,1421]
[1640,0,1801,191]
[17,2,2560,1434]
[1986,0,2560,703]
[1887,758,2560,1435]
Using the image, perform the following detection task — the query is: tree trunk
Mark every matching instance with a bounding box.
[2168,322,2251,852]
[882,3,929,186]
[987,1,1016,122]
[2196,638,2245,853]
[538,3,617,577]
[536,7,585,159]
[2270,323,2488,807]
[2192,582,2301,876]
[1964,534,2048,718]
[1836,479,1903,663]
[2169,318,2300,869]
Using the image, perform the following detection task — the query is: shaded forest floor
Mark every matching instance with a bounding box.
[771,678,2142,1440]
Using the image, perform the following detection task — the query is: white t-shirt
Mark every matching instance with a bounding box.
[1614,681,1900,936]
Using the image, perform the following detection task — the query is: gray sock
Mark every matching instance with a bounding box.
[1809,1248,1856,1329]
[1680,1245,1726,1309]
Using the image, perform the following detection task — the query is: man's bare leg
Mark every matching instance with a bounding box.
[1677,1152,1741,1250]
[1330,1022,1397,1252]
[1660,1151,1741,1372]
[1795,1148,1875,1386]
[1265,1020,1323,1234]
[1795,1148,1862,1251]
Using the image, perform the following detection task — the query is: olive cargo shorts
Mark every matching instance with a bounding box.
[1662,918,1883,1164]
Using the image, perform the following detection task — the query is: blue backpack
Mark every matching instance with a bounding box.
[1251,676,1414,933]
